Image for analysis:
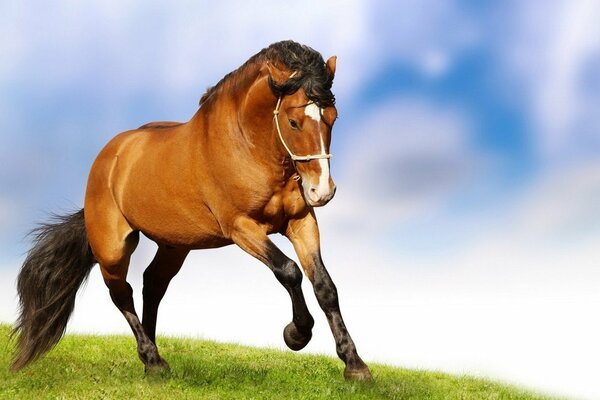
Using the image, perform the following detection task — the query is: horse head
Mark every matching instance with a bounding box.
[267,55,338,207]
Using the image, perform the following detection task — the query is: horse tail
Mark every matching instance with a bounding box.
[11,209,96,371]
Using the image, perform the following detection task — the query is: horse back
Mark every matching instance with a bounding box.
[138,121,184,129]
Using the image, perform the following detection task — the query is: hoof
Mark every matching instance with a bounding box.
[344,365,373,382]
[283,322,312,351]
[144,357,171,376]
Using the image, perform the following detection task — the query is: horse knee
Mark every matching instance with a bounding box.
[274,258,303,288]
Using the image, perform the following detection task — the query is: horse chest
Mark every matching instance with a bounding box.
[262,181,306,224]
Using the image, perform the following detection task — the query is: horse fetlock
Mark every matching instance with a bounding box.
[140,346,169,369]
[283,321,312,351]
[137,340,161,361]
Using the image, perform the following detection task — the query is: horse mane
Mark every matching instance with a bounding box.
[199,40,335,109]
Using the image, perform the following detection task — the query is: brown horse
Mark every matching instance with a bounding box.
[12,40,372,381]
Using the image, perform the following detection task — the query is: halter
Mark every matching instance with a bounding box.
[273,96,333,162]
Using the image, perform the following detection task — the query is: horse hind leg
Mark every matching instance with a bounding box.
[142,246,189,344]
[93,228,169,372]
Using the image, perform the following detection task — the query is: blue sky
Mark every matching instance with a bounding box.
[1,1,600,398]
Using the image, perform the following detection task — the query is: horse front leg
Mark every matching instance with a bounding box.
[285,210,372,381]
[231,216,314,351]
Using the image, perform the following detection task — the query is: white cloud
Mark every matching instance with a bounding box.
[0,1,369,101]
[324,99,483,234]
[366,0,479,78]
[510,161,600,242]
[500,0,600,163]
[420,49,451,78]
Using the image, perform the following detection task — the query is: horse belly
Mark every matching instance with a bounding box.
[121,191,230,249]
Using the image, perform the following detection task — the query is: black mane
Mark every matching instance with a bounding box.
[199,40,335,108]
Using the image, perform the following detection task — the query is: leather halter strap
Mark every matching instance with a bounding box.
[273,96,333,162]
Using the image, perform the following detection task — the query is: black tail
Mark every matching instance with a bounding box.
[11,209,96,370]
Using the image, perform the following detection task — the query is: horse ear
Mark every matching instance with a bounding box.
[326,56,337,78]
[266,62,296,86]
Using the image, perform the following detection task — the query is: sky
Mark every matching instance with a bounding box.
[1,1,600,398]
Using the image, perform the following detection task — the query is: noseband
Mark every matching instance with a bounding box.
[273,96,333,162]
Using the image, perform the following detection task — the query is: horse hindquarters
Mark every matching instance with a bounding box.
[85,151,170,371]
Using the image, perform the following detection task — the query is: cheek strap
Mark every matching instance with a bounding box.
[273,96,333,162]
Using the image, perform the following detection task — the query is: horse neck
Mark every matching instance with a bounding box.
[190,66,292,182]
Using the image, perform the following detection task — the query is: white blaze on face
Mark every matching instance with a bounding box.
[304,103,331,202]
[304,102,321,122]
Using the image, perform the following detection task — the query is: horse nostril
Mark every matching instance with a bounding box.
[308,187,321,202]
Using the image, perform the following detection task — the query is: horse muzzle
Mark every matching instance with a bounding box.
[302,179,337,207]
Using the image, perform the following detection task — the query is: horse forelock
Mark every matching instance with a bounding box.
[199,40,335,109]
[265,40,335,108]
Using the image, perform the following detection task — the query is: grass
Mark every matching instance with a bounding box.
[0,324,560,399]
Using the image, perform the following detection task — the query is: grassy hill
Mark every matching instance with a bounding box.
[0,324,559,399]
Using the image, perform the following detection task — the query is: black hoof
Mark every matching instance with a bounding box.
[283,322,312,351]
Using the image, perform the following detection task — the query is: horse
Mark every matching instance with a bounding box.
[11,40,372,381]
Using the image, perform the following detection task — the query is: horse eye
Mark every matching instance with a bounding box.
[288,119,299,130]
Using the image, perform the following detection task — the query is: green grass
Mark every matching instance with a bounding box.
[0,324,559,399]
